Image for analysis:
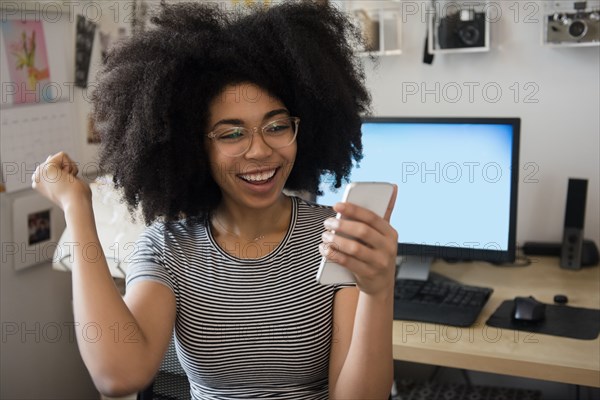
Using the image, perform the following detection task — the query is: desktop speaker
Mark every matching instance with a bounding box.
[560,178,588,269]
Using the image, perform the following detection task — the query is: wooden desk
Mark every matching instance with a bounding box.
[392,257,600,387]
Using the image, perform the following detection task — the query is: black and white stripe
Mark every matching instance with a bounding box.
[127,197,351,399]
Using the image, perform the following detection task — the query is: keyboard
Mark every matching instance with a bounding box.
[393,273,493,327]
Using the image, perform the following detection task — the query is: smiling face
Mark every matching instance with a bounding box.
[205,83,297,213]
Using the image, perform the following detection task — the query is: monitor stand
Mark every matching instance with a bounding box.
[395,256,432,281]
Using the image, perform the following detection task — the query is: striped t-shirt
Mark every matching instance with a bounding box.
[126,196,352,399]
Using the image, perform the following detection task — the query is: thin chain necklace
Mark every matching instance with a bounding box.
[212,214,267,242]
[211,199,291,243]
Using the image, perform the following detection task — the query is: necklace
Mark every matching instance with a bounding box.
[211,198,292,243]
[212,215,266,242]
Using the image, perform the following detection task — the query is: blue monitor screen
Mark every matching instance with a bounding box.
[317,117,520,265]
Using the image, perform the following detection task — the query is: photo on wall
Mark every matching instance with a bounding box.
[28,209,51,246]
[11,190,65,271]
[75,14,96,88]
[1,20,52,104]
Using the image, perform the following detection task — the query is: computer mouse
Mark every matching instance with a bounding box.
[512,296,546,322]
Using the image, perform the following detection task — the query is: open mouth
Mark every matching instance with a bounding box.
[238,168,278,184]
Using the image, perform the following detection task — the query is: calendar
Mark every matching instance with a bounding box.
[1,101,77,193]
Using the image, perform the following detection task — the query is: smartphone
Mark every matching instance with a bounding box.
[316,182,395,285]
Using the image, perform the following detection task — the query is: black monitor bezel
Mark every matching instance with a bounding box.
[361,116,521,264]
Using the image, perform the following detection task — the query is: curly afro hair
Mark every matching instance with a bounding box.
[93,0,371,224]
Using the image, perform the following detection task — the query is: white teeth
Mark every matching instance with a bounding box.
[240,169,277,182]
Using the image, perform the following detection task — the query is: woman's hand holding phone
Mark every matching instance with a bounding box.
[316,182,398,296]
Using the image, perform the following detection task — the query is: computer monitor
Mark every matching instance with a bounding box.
[317,117,520,280]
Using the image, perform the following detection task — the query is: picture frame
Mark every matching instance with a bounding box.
[74,14,96,88]
[10,190,65,271]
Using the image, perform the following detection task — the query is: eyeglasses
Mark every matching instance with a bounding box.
[207,116,300,157]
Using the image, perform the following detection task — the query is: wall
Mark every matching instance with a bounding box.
[349,0,600,246]
[0,192,98,399]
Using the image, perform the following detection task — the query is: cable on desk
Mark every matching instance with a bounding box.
[489,248,532,267]
[504,253,532,267]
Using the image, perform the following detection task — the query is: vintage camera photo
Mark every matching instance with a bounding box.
[546,10,600,44]
[437,9,487,49]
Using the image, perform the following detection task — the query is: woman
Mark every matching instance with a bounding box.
[32,2,398,398]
